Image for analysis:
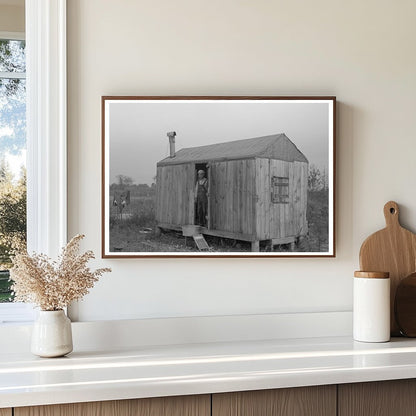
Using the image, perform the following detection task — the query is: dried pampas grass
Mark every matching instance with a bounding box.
[10,234,111,311]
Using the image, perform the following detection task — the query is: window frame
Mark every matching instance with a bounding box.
[0,31,25,41]
[26,0,67,258]
[0,0,67,324]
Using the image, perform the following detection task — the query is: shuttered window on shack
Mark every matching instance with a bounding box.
[271,176,289,204]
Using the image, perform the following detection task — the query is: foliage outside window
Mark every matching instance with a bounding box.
[271,176,289,204]
[0,38,27,302]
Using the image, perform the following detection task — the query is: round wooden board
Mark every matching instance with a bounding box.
[395,273,416,337]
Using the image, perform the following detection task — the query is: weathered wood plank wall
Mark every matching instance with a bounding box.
[156,164,194,226]
[255,158,308,240]
[209,159,255,236]
[255,158,270,240]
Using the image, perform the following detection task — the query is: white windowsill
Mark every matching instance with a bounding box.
[0,303,36,325]
[2,334,416,408]
[0,310,355,407]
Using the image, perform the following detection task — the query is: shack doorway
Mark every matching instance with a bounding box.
[194,163,210,228]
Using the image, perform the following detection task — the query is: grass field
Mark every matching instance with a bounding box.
[109,186,329,253]
[302,189,329,252]
[0,270,13,303]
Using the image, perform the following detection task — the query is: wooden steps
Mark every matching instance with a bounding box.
[193,234,210,251]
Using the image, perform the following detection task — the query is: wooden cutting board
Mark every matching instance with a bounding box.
[359,201,416,335]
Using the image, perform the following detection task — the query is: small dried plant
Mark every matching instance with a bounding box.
[10,234,111,311]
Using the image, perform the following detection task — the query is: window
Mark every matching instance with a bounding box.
[0,36,26,305]
[0,1,67,324]
[271,176,289,204]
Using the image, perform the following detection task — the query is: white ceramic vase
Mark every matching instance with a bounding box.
[31,310,73,357]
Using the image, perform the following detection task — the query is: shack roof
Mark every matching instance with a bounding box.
[157,133,308,166]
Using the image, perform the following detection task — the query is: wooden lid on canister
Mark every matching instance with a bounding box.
[354,271,390,279]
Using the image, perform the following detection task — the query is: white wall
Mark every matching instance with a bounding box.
[67,0,416,322]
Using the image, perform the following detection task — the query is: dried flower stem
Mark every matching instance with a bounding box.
[10,234,111,310]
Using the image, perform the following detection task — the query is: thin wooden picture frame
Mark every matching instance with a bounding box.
[102,96,336,258]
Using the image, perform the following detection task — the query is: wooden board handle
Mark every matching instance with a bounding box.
[384,201,400,228]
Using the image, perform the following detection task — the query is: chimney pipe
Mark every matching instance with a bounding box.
[167,131,176,158]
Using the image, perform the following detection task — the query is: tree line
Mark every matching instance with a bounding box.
[111,174,156,197]
[308,164,329,192]
[0,159,26,269]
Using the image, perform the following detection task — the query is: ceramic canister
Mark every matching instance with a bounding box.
[353,271,390,343]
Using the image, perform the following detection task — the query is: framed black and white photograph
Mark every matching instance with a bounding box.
[102,96,336,258]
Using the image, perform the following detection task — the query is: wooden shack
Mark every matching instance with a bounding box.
[155,133,308,251]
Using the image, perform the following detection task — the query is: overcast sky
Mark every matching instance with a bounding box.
[108,100,330,185]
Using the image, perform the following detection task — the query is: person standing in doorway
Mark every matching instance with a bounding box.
[195,170,208,227]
